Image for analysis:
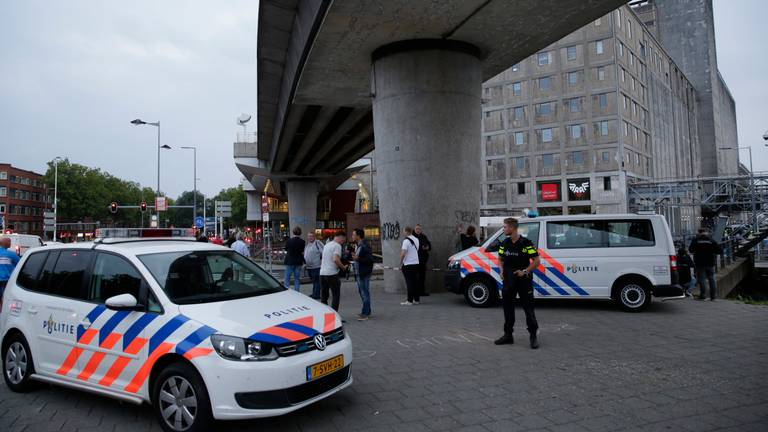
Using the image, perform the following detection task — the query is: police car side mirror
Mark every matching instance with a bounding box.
[105,294,142,311]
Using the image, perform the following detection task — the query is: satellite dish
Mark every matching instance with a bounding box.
[237,113,251,126]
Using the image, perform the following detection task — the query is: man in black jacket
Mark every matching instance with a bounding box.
[284,226,306,292]
[352,229,374,320]
[414,224,432,297]
[689,228,723,300]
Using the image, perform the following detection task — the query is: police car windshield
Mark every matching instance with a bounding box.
[138,250,284,304]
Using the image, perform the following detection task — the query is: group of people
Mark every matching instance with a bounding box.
[399,224,432,305]
[283,227,375,321]
[677,228,724,300]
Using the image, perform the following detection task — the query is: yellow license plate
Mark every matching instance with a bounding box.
[306,355,344,381]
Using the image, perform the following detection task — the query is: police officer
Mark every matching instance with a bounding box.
[494,217,540,349]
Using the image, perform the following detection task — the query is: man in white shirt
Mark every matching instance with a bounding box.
[304,232,324,299]
[319,231,349,311]
[231,233,250,257]
[400,226,421,305]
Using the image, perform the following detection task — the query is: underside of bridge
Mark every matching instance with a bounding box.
[256,0,627,292]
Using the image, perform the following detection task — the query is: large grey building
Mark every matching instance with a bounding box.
[480,2,735,228]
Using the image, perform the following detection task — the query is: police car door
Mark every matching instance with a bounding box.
[76,252,161,392]
[33,250,98,378]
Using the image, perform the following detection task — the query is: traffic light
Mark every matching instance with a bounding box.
[140,201,147,212]
[110,202,118,214]
[246,226,252,232]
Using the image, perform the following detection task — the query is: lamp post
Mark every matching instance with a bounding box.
[52,156,62,241]
[719,146,756,235]
[180,146,197,226]
[131,119,171,225]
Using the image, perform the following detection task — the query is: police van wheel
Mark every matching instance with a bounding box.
[153,362,213,432]
[2,333,36,392]
[464,278,497,308]
[615,280,651,312]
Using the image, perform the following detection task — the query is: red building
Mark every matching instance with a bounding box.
[0,164,48,236]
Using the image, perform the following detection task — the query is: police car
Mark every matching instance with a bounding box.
[0,229,352,432]
[445,214,683,311]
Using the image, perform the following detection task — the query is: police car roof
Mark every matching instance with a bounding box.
[32,240,228,256]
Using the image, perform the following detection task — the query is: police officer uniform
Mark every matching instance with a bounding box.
[495,235,539,348]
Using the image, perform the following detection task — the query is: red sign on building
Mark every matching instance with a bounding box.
[540,183,559,201]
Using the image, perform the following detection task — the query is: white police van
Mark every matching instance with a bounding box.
[0,229,352,432]
[445,214,683,311]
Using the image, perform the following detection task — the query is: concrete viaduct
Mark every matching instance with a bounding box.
[254,0,626,293]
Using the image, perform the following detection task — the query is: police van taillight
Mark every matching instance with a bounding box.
[669,255,678,271]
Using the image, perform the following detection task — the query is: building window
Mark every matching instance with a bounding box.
[514,106,525,121]
[604,176,612,191]
[487,184,506,205]
[541,128,553,143]
[627,20,632,39]
[512,81,522,96]
[514,157,526,170]
[568,71,579,85]
[538,52,550,66]
[616,9,622,27]
[512,63,520,72]
[624,122,630,136]
[602,151,610,162]
[0,187,5,197]
[542,154,554,167]
[618,42,624,57]
[517,182,526,195]
[599,93,608,109]
[514,131,525,146]
[632,102,638,116]
[0,204,5,214]
[0,171,6,180]
[570,124,583,139]
[538,76,551,90]
[596,40,604,55]
[567,46,577,61]
[537,102,553,116]
[599,121,609,136]
[568,98,581,113]
[595,17,602,26]
[623,95,629,110]
[572,151,585,165]
[597,66,606,81]
[631,77,637,91]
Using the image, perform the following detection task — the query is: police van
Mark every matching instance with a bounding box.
[0,229,352,432]
[445,214,683,311]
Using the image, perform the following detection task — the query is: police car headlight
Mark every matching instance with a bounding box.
[448,260,460,270]
[210,334,278,361]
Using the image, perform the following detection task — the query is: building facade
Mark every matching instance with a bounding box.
[0,164,48,236]
[480,5,701,225]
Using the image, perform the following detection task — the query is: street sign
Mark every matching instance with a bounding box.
[263,212,270,222]
[194,216,204,229]
[44,224,55,231]
[44,211,55,219]
[215,200,232,217]
[156,196,168,212]
[261,196,269,213]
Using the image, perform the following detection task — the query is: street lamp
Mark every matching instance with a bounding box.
[131,118,170,226]
[719,146,756,235]
[53,156,63,241]
[180,146,197,226]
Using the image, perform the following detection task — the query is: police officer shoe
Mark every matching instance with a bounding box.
[530,335,539,349]
[494,334,514,345]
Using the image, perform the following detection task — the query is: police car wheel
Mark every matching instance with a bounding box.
[153,362,213,432]
[2,333,36,392]
[616,280,651,312]
[464,278,497,308]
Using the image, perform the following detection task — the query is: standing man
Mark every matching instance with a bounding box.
[231,233,250,257]
[494,217,540,349]
[284,227,306,292]
[320,231,349,311]
[304,232,324,299]
[0,237,20,297]
[352,229,374,320]
[689,228,722,301]
[413,224,432,297]
[400,226,421,305]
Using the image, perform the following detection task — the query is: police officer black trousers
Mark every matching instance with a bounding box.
[501,275,538,338]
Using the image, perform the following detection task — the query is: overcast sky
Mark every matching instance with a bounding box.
[0,1,766,200]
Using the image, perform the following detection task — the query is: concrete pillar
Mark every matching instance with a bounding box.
[286,180,318,237]
[371,40,482,294]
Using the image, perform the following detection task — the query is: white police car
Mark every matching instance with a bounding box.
[0,229,352,432]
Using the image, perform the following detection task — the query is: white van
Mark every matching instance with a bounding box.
[445,214,683,311]
[0,233,44,256]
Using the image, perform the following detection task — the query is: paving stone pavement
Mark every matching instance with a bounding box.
[2,278,767,432]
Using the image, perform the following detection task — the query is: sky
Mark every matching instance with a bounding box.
[0,1,766,201]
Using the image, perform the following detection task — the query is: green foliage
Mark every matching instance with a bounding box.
[43,158,247,229]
